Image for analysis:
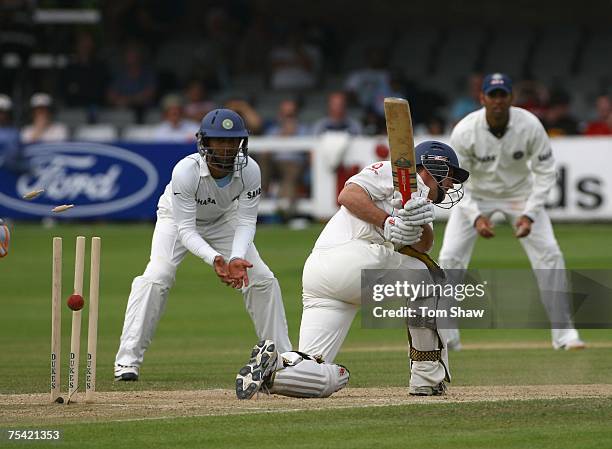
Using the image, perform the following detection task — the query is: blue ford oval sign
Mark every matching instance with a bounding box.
[0,143,160,217]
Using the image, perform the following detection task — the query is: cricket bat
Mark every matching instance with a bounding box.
[384,97,417,206]
[384,97,443,276]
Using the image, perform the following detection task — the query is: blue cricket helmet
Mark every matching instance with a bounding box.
[196,108,249,172]
[415,140,469,183]
[198,108,249,139]
[415,140,469,209]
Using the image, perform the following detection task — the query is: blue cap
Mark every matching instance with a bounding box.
[482,73,512,95]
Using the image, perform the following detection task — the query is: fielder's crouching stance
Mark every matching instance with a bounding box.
[114,109,291,381]
[236,141,469,399]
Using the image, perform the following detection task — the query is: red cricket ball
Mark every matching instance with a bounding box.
[375,143,389,159]
[67,294,84,311]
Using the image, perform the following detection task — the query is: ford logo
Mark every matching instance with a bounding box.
[0,142,159,217]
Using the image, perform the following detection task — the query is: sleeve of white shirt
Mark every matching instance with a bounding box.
[523,119,556,220]
[450,125,482,225]
[345,162,394,201]
[171,158,220,265]
[230,160,260,261]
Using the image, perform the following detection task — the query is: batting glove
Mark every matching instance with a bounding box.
[383,215,423,247]
[397,197,435,226]
[389,191,404,210]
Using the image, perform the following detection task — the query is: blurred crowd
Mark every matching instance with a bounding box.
[1,1,611,221]
[1,2,611,140]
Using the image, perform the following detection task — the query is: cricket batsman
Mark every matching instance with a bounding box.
[235,141,469,398]
[439,73,585,351]
[114,108,292,381]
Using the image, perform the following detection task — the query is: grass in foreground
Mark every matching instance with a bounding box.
[0,223,611,394]
[1,223,611,449]
[6,398,612,449]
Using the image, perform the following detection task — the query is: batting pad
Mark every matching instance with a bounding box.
[269,352,349,398]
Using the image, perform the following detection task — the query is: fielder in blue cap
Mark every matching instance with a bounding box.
[439,72,586,352]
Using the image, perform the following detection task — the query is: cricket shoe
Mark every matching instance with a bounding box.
[409,381,447,396]
[114,364,139,381]
[554,338,586,351]
[236,340,281,399]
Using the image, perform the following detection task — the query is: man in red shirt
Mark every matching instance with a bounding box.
[584,94,612,135]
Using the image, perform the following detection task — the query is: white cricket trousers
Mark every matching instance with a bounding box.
[439,199,580,348]
[299,239,449,388]
[115,215,291,367]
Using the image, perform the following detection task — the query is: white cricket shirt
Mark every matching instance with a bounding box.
[315,161,425,248]
[450,106,556,223]
[157,153,261,265]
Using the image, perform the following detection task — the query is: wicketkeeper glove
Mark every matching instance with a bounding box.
[383,215,423,247]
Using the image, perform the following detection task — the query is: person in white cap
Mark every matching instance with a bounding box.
[21,93,68,143]
[439,73,585,351]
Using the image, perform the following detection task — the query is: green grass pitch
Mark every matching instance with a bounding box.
[1,222,611,448]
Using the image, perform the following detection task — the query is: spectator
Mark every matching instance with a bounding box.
[583,94,612,135]
[183,79,216,123]
[425,115,447,136]
[264,99,310,221]
[312,92,362,135]
[543,89,579,136]
[223,98,264,135]
[21,93,68,143]
[268,27,322,90]
[107,41,157,124]
[361,107,386,136]
[371,69,408,119]
[513,79,548,119]
[0,94,23,171]
[103,1,184,49]
[190,7,238,90]
[265,99,309,136]
[153,94,199,142]
[59,31,109,123]
[0,1,35,101]
[235,14,273,75]
[449,73,483,125]
[344,47,390,109]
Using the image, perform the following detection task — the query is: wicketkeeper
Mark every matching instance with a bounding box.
[114,109,292,381]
